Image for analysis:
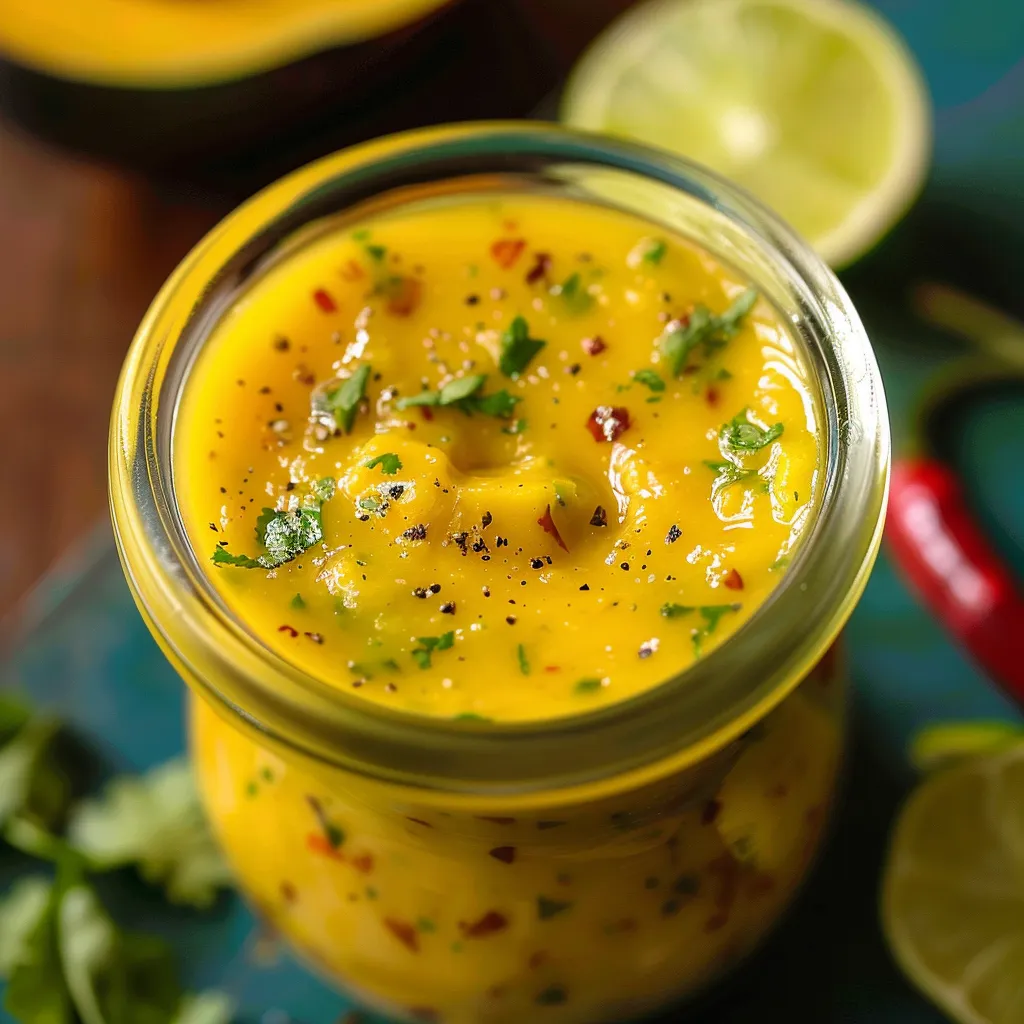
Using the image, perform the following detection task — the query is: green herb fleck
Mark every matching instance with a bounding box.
[365,886,378,900]
[633,369,665,392]
[412,632,455,670]
[352,229,370,241]
[643,239,667,264]
[517,644,530,676]
[416,917,436,933]
[628,236,667,267]
[364,453,402,475]
[290,593,306,610]
[365,243,387,262]
[658,289,757,377]
[720,408,784,452]
[660,603,694,619]
[213,478,333,569]
[556,272,593,314]
[769,556,791,572]
[396,374,519,420]
[502,418,527,435]
[499,316,546,377]
[324,364,371,434]
[537,896,572,920]
[574,678,603,694]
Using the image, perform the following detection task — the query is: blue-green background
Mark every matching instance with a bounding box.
[4,1,1024,1020]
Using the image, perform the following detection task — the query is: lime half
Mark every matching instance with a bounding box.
[882,745,1024,1024]
[562,0,931,268]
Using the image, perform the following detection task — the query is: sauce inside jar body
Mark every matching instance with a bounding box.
[177,193,837,1021]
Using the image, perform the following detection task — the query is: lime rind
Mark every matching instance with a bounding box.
[561,0,932,268]
[909,721,1024,773]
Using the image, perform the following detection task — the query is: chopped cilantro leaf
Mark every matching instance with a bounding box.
[633,368,665,392]
[396,374,519,420]
[499,316,546,377]
[537,896,572,920]
[556,273,593,314]
[365,243,387,262]
[364,453,403,475]
[720,408,784,452]
[213,479,332,569]
[502,417,527,435]
[411,632,455,670]
[324,363,371,434]
[290,594,306,610]
[660,603,694,619]
[658,289,758,377]
[474,389,520,417]
[517,644,530,676]
[211,548,263,569]
[439,374,487,405]
[643,239,667,264]
[574,678,603,694]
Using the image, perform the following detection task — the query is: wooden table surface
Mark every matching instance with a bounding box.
[0,0,634,625]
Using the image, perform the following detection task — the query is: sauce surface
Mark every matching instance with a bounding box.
[175,194,820,721]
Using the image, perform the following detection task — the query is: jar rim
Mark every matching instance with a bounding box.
[109,121,889,796]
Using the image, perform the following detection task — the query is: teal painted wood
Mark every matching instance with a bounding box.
[3,1,1024,1019]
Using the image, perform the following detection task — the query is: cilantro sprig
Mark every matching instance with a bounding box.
[659,289,757,377]
[499,316,546,377]
[632,369,665,393]
[396,374,519,419]
[212,477,334,571]
[0,694,232,1024]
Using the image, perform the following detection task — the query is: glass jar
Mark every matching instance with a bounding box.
[109,123,888,1023]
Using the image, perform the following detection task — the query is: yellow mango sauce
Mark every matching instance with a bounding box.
[177,196,818,720]
[177,193,841,1021]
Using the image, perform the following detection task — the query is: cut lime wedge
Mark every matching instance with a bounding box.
[883,744,1024,1024]
[561,0,931,268]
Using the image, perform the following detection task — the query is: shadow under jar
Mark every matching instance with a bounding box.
[109,123,889,1023]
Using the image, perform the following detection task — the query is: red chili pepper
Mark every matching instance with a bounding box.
[887,457,1024,705]
[586,406,631,442]
[490,238,526,269]
[537,504,568,552]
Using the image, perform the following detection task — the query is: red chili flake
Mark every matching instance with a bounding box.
[340,259,365,281]
[280,881,297,903]
[537,504,569,552]
[476,816,517,825]
[581,335,606,356]
[460,910,509,938]
[722,569,744,591]
[306,833,343,861]
[705,386,720,407]
[349,852,375,874]
[528,951,549,969]
[277,625,299,638]
[586,406,631,443]
[490,238,526,269]
[420,406,434,422]
[543,665,561,673]
[406,817,433,828]
[386,277,423,317]
[767,782,789,799]
[313,288,337,313]
[701,799,722,825]
[489,846,516,864]
[525,252,552,285]
[384,917,420,952]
